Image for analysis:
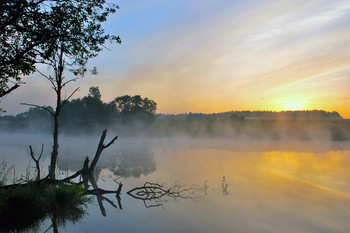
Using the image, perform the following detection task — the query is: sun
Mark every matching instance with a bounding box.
[274,97,309,111]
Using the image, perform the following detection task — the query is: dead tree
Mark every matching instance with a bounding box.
[29,144,44,181]
[89,129,118,174]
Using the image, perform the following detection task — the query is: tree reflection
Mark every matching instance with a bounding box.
[112,145,156,178]
[82,172,123,216]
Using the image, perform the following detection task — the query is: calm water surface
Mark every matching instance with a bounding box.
[1,134,350,233]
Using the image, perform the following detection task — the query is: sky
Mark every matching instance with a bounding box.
[1,0,350,117]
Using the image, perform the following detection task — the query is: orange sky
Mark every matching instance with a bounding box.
[2,0,350,118]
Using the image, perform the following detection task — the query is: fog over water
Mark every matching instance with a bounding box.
[1,127,350,232]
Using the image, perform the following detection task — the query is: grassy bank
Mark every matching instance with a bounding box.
[0,182,91,232]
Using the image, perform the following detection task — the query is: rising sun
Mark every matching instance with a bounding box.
[275,97,309,111]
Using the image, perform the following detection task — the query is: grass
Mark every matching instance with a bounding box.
[0,161,14,186]
[0,182,91,232]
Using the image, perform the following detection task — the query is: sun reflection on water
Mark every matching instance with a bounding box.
[153,145,350,232]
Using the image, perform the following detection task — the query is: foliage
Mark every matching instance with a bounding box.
[0,0,121,97]
[0,87,158,133]
[113,95,157,124]
[59,88,158,132]
[23,0,121,179]
[0,0,52,97]
[60,86,116,132]
[0,182,91,232]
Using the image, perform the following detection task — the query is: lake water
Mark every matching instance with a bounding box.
[1,133,350,233]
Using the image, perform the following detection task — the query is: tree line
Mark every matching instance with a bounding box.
[158,110,343,120]
[0,86,157,133]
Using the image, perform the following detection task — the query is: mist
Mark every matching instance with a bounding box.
[1,88,349,233]
[1,110,350,233]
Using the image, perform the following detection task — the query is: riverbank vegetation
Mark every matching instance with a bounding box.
[0,181,90,232]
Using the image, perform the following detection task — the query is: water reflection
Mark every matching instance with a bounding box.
[0,183,89,233]
[56,138,157,179]
[112,146,156,178]
[127,182,203,208]
[151,146,350,233]
[83,173,123,216]
[221,176,229,195]
[2,135,350,232]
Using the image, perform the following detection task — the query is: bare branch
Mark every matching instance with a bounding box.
[104,136,119,149]
[89,130,118,174]
[20,103,55,116]
[36,68,57,90]
[60,87,79,110]
[61,77,78,88]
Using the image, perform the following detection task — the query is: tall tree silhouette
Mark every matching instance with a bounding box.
[19,1,121,179]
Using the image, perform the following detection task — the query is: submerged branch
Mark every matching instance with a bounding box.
[127,182,203,208]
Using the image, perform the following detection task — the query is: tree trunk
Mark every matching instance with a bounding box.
[49,44,64,180]
[49,83,61,180]
[49,109,59,180]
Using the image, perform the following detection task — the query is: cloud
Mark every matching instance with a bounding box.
[98,0,350,115]
[2,0,350,116]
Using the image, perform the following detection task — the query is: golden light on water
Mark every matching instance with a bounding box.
[156,145,350,195]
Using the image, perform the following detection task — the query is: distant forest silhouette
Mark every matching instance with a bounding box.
[0,86,347,140]
[159,110,343,120]
[0,86,156,134]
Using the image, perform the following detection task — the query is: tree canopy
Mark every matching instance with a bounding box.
[0,0,121,97]
[113,95,157,123]
[0,0,51,97]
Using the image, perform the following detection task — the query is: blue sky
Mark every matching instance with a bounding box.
[2,0,350,117]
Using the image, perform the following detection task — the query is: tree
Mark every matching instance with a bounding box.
[26,1,121,179]
[88,86,102,100]
[113,95,157,124]
[0,0,57,97]
[59,86,116,133]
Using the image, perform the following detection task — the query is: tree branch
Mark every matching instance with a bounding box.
[20,103,55,116]
[0,84,20,98]
[60,87,79,110]
[89,130,118,174]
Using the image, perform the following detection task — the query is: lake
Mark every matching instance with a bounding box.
[1,133,350,233]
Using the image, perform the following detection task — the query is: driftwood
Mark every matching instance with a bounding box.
[127,182,203,208]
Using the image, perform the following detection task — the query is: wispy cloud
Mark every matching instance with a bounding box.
[2,0,350,116]
[98,0,350,115]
